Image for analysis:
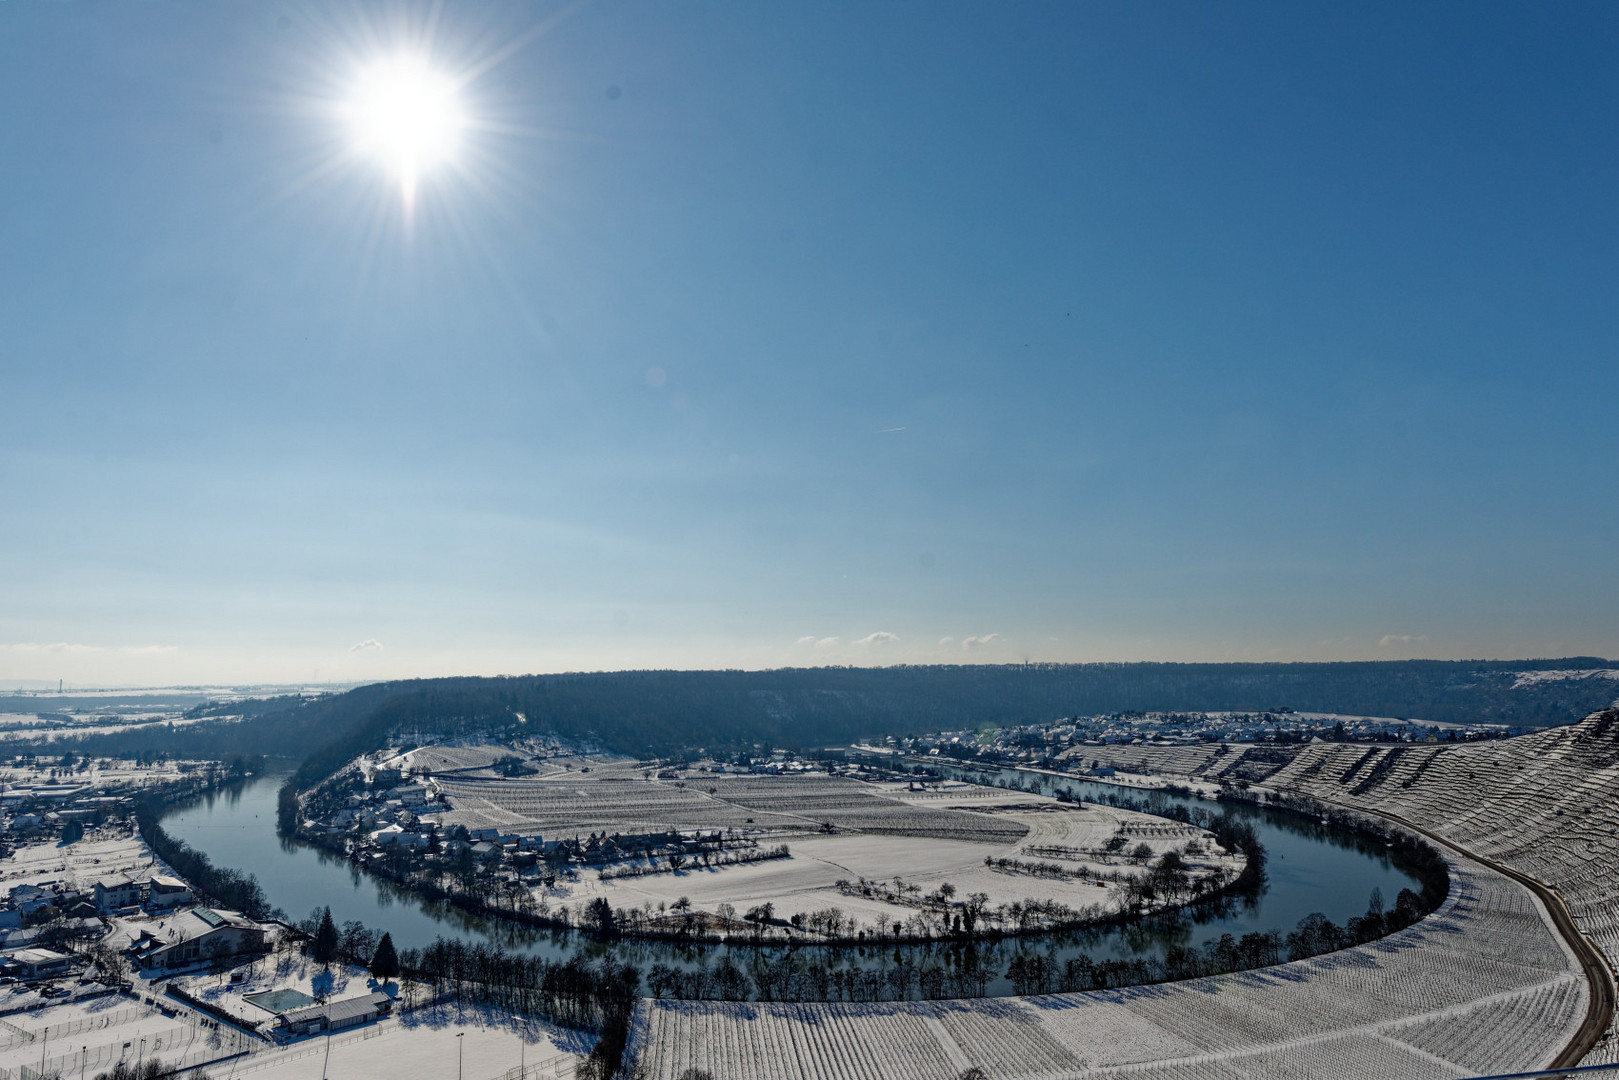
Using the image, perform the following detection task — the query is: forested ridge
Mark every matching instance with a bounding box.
[281,658,1619,782]
[17,660,1615,779]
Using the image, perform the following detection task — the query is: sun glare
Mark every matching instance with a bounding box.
[347,56,464,205]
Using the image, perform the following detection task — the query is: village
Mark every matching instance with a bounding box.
[0,754,581,1080]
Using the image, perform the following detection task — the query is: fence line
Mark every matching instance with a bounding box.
[9,1020,257,1080]
[479,1053,578,1080]
[0,1006,159,1050]
[0,1020,35,1046]
[211,1020,389,1077]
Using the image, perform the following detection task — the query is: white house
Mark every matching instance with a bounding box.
[92,872,145,913]
[146,875,193,910]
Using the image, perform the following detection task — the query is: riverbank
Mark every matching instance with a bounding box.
[278,766,1259,948]
[163,766,1427,996]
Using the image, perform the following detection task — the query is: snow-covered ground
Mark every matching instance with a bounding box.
[1,831,156,890]
[211,1000,588,1080]
[627,856,1586,1079]
[0,991,258,1079]
[168,958,382,1030]
[551,787,1240,933]
[1258,709,1619,1065]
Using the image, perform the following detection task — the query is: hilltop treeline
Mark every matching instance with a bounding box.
[283,659,1616,783]
[13,660,1616,777]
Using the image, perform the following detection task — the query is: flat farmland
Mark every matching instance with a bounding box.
[699,776,1030,843]
[435,773,1037,841]
[528,775,1239,932]
[435,775,806,835]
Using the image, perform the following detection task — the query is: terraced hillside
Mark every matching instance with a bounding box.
[628,856,1586,1078]
[1263,708,1619,1065]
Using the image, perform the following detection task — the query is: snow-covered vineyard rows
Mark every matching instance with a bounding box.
[437,774,1030,844]
[626,857,1585,1079]
[703,777,1030,843]
[435,776,807,835]
[1262,707,1619,1064]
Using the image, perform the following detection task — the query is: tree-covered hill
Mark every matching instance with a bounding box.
[15,659,1616,783]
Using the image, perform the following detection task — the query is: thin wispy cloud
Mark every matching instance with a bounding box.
[1378,634,1428,648]
[855,631,898,646]
[962,633,1000,650]
[349,639,385,653]
[815,636,840,649]
[938,636,955,647]
[795,636,818,647]
[0,642,176,656]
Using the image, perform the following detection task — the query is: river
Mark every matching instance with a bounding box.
[160,766,1422,996]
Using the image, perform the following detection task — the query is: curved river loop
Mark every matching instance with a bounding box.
[160,763,1422,998]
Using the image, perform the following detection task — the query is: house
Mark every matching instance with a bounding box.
[370,825,429,849]
[3,947,79,981]
[125,907,267,971]
[147,875,193,910]
[92,873,145,913]
[276,992,392,1036]
[9,881,78,917]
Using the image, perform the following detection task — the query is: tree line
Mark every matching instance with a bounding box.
[133,793,279,922]
[15,660,1613,786]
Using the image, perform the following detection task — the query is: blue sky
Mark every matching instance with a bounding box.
[2,2,1615,686]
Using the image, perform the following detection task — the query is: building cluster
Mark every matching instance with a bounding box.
[301,764,777,892]
[856,709,1507,768]
[2,780,130,843]
[0,759,283,996]
[3,871,191,930]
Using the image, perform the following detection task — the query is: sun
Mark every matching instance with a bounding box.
[346,56,465,205]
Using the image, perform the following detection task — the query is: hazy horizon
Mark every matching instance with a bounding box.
[4,2,1616,687]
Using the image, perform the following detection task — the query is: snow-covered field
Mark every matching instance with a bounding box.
[212,1000,588,1080]
[546,784,1238,931]
[0,993,258,1079]
[0,759,205,791]
[435,771,1031,844]
[626,856,1586,1079]
[1,831,155,890]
